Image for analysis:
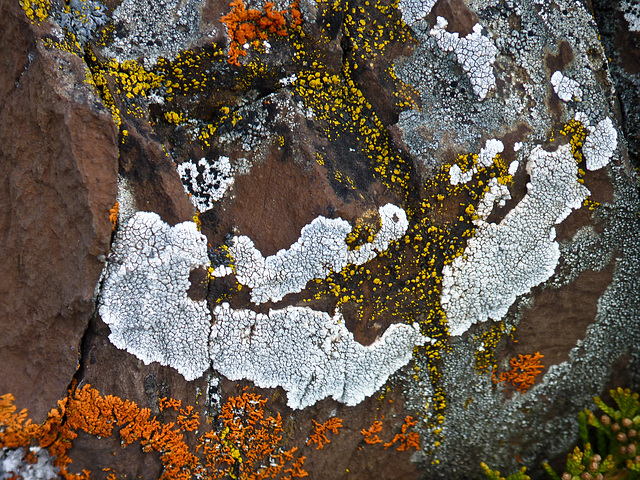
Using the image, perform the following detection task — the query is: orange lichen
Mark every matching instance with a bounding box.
[159,396,182,411]
[306,417,342,450]
[0,386,307,480]
[493,351,545,393]
[109,202,119,231]
[177,405,200,432]
[198,391,307,479]
[361,419,383,445]
[383,416,420,452]
[220,0,302,66]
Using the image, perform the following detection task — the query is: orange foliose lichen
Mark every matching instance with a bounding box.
[1,386,307,480]
[492,351,545,393]
[306,417,342,450]
[361,419,383,445]
[197,391,307,478]
[109,202,119,231]
[220,0,302,66]
[383,416,420,452]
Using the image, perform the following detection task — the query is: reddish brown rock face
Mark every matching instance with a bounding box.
[0,0,118,422]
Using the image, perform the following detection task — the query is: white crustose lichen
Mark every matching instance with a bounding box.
[222,204,409,304]
[99,212,211,381]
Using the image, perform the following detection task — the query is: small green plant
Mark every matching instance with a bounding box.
[542,387,640,480]
[482,388,640,480]
[480,462,530,480]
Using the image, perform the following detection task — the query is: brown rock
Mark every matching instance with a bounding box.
[0,1,118,422]
[66,316,209,480]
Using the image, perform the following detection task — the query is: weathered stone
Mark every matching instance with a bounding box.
[1,0,640,478]
[0,0,118,422]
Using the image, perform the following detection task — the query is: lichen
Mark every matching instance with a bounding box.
[176,156,235,212]
[220,0,303,66]
[551,71,583,102]
[492,352,545,393]
[397,0,436,26]
[583,117,618,171]
[101,0,206,66]
[98,212,211,381]
[223,204,408,304]
[306,418,342,450]
[58,0,108,45]
[19,0,50,23]
[441,144,590,336]
[429,17,498,100]
[0,386,309,480]
[209,303,427,409]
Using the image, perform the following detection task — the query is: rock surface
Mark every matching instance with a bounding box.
[0,0,118,423]
[1,0,639,478]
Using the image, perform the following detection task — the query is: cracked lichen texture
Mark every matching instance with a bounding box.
[0,447,58,480]
[209,303,427,409]
[101,0,205,66]
[225,204,408,304]
[176,156,235,213]
[398,0,435,26]
[418,164,640,478]
[441,144,590,336]
[583,117,618,171]
[98,209,424,409]
[99,212,211,381]
[394,0,614,174]
[429,16,498,100]
[551,71,583,102]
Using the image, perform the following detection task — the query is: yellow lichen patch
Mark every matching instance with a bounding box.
[345,212,381,251]
[474,322,512,373]
[196,106,244,148]
[289,0,416,197]
[292,58,411,196]
[154,47,226,102]
[558,118,588,164]
[165,111,187,125]
[84,50,122,128]
[43,31,84,58]
[193,211,202,231]
[19,0,50,22]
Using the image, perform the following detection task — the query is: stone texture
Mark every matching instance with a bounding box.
[1,0,640,478]
[0,0,118,422]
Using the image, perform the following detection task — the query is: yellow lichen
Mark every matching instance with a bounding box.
[19,0,49,22]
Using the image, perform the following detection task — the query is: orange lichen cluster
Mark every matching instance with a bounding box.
[197,391,307,479]
[360,419,383,445]
[383,416,420,452]
[493,351,545,393]
[109,202,119,230]
[360,415,420,451]
[306,417,342,450]
[1,393,86,479]
[220,0,302,66]
[1,386,307,480]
